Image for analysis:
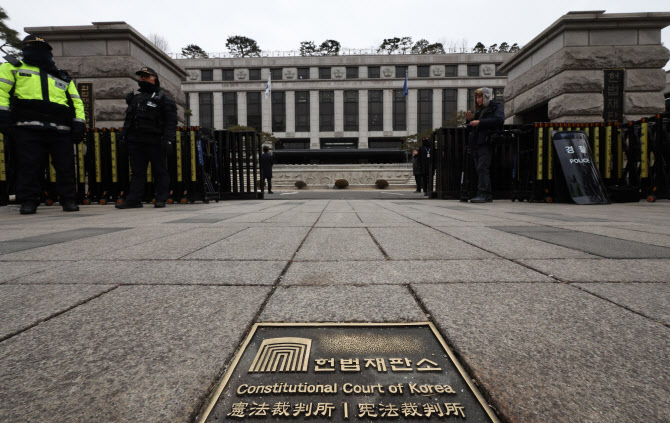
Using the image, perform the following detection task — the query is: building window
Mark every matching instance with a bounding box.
[393,90,406,131]
[417,89,433,133]
[247,92,262,132]
[368,90,383,131]
[249,68,261,80]
[270,68,283,80]
[467,65,480,77]
[298,67,310,80]
[319,91,334,132]
[343,90,358,131]
[493,87,505,108]
[417,66,430,78]
[185,93,190,126]
[445,65,458,77]
[368,66,380,78]
[442,89,457,126]
[222,92,237,128]
[271,91,285,132]
[199,92,213,129]
[468,88,476,112]
[295,91,310,132]
[222,69,234,81]
[201,69,213,81]
[346,67,359,79]
[319,67,331,79]
[395,66,408,78]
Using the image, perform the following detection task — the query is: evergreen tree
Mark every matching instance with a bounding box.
[181,44,209,58]
[0,7,21,50]
[226,36,261,57]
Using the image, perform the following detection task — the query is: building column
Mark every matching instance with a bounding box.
[310,90,319,149]
[359,90,368,149]
[407,89,417,135]
[213,92,223,130]
[189,92,199,127]
[457,88,469,113]
[433,89,442,129]
[383,89,393,133]
[286,91,295,134]
[334,90,344,133]
[262,93,271,133]
[237,91,247,126]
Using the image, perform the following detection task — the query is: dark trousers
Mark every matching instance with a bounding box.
[473,144,492,197]
[14,128,75,205]
[414,175,421,190]
[262,177,272,192]
[127,143,169,203]
[419,174,428,192]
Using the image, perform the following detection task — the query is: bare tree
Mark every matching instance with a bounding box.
[148,33,169,53]
[458,39,469,53]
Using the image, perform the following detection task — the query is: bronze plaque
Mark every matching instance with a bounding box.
[198,323,498,422]
[76,82,95,129]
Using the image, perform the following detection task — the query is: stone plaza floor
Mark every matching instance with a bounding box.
[0,193,669,422]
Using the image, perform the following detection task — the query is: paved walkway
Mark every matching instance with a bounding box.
[1,194,669,422]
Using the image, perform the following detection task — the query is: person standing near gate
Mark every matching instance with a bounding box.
[412,149,422,193]
[260,145,273,194]
[465,87,504,203]
[116,66,177,209]
[0,35,85,215]
[419,137,435,196]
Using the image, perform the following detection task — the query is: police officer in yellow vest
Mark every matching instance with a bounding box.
[0,35,86,214]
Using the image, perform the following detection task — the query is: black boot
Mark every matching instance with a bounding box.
[61,200,80,212]
[115,200,143,209]
[20,202,37,215]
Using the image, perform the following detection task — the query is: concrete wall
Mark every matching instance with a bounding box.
[499,11,670,123]
[26,22,187,128]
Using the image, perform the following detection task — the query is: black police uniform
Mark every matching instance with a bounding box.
[119,67,177,207]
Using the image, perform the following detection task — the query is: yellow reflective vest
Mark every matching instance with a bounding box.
[0,61,85,132]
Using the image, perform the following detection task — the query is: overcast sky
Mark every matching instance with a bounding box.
[4,0,670,68]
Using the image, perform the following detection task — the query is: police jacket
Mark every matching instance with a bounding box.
[467,101,505,147]
[122,88,177,144]
[0,61,85,131]
[418,140,435,175]
[260,152,273,178]
[412,154,422,175]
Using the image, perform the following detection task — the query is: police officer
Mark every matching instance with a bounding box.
[116,66,177,209]
[0,35,85,214]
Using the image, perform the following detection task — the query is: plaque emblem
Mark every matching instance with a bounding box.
[248,337,312,373]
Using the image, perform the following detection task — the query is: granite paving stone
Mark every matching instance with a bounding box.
[437,226,596,259]
[495,227,670,258]
[315,212,365,227]
[323,201,355,212]
[369,226,496,260]
[0,261,69,283]
[221,211,283,223]
[0,284,116,339]
[520,258,670,282]
[282,259,551,285]
[572,282,670,325]
[551,224,670,248]
[0,227,187,261]
[98,227,247,260]
[294,227,385,261]
[262,212,321,226]
[260,285,426,322]
[0,285,270,423]
[12,260,286,285]
[184,226,310,260]
[411,283,670,423]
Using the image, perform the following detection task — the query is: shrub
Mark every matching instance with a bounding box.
[295,180,307,189]
[375,179,389,189]
[334,179,349,189]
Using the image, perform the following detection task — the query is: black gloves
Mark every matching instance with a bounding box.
[71,121,86,144]
[0,110,11,133]
[161,137,173,155]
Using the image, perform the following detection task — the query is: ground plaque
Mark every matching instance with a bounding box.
[198,323,498,422]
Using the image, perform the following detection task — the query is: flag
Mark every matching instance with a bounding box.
[265,74,271,99]
[403,70,408,96]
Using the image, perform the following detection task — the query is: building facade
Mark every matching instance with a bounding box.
[177,53,512,149]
